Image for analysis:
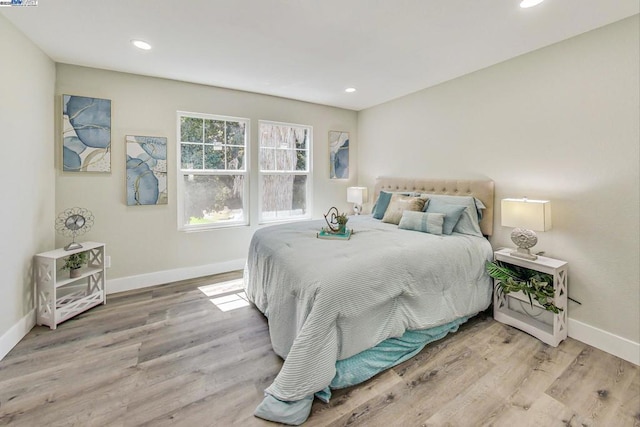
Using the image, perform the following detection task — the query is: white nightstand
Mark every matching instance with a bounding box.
[34,242,106,329]
[493,248,568,347]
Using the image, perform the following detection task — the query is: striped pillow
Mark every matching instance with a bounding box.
[398,211,445,235]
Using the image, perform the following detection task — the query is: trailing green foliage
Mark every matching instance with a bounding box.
[486,260,562,314]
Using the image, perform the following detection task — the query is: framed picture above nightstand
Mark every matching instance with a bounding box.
[492,248,568,347]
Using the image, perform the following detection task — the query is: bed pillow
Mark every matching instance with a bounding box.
[421,194,483,237]
[424,199,466,235]
[398,211,445,235]
[372,190,416,219]
[382,194,427,225]
[372,191,393,219]
[475,197,486,221]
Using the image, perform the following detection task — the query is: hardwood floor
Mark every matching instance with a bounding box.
[1,272,638,426]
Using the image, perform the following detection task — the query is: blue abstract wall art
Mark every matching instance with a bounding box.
[62,94,111,172]
[329,131,349,179]
[126,135,168,206]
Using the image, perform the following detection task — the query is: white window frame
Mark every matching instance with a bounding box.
[177,111,250,231]
[258,120,313,224]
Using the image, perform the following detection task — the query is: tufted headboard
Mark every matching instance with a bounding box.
[373,177,495,236]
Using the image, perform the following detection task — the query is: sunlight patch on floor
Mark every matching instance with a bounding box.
[209,292,250,312]
[198,278,251,311]
[198,278,244,297]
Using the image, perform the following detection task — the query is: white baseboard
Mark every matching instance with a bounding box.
[0,259,245,362]
[106,258,246,294]
[0,309,36,361]
[569,318,639,366]
[6,268,637,367]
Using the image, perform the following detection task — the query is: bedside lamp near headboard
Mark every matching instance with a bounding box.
[501,197,552,260]
[347,187,368,215]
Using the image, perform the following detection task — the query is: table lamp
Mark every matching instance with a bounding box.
[501,197,552,260]
[347,187,368,215]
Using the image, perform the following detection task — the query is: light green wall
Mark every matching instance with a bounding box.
[0,15,55,343]
[358,16,640,343]
[55,65,358,281]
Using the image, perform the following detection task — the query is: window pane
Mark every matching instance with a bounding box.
[275,149,296,171]
[204,145,225,170]
[226,121,245,145]
[181,144,203,169]
[259,123,309,173]
[295,131,308,149]
[226,146,244,170]
[296,149,307,171]
[260,127,276,148]
[260,148,276,171]
[278,138,292,149]
[181,117,203,142]
[260,147,275,170]
[261,174,307,220]
[182,174,245,226]
[205,120,225,144]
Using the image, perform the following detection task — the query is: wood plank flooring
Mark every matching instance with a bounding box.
[0,271,638,426]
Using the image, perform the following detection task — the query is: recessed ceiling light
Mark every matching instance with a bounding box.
[131,40,152,50]
[520,0,545,8]
[345,88,356,93]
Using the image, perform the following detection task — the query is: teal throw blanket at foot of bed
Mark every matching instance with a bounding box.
[254,316,470,425]
[330,316,469,390]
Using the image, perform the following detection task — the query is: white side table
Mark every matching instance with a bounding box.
[493,248,568,346]
[34,242,106,329]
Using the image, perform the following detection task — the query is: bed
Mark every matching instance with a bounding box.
[244,177,495,425]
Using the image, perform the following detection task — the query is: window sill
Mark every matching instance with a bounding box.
[179,222,249,232]
[258,216,311,226]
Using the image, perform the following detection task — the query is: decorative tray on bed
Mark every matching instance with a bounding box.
[317,206,352,240]
[317,228,352,240]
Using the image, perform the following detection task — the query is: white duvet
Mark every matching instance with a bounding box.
[244,215,493,402]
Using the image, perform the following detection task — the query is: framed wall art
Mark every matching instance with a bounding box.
[126,135,168,205]
[329,130,349,179]
[62,94,111,172]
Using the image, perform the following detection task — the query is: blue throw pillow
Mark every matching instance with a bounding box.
[425,199,466,235]
[420,194,484,237]
[474,197,486,221]
[372,191,393,219]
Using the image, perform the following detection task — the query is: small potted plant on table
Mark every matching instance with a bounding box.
[62,251,88,278]
[336,212,348,234]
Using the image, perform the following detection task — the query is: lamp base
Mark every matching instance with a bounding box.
[510,228,538,260]
[509,247,538,260]
[353,204,362,215]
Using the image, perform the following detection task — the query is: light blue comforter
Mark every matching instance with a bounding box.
[244,215,493,422]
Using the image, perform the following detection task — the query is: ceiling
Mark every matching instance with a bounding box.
[2,1,638,111]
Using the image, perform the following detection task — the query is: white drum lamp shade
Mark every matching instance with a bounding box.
[347,187,368,215]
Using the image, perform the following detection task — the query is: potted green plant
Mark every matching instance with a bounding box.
[336,212,348,234]
[486,260,562,313]
[62,251,89,278]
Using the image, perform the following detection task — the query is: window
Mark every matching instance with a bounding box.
[177,112,249,230]
[259,121,312,223]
